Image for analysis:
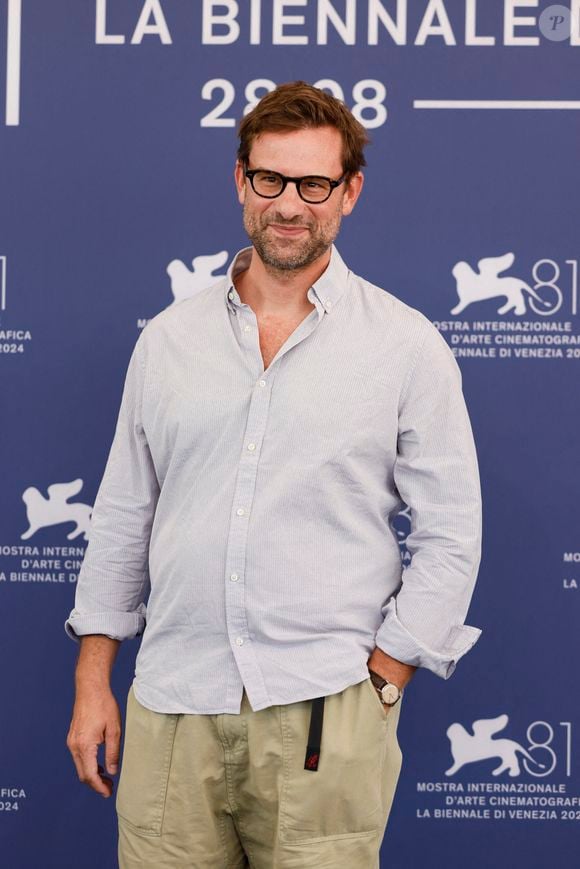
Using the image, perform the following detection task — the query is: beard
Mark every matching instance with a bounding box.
[242,202,343,272]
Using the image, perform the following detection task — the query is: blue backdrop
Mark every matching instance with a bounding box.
[1,2,579,867]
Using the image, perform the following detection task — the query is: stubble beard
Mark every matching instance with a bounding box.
[242,203,342,273]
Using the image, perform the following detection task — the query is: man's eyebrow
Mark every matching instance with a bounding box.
[249,167,329,177]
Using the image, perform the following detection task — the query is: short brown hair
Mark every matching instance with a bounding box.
[237,81,370,178]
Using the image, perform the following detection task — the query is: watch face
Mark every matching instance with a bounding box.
[382,684,400,705]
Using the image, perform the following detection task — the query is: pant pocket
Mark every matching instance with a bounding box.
[364,675,392,723]
[279,681,386,844]
[115,685,179,837]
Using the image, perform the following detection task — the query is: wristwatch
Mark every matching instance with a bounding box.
[368,668,402,706]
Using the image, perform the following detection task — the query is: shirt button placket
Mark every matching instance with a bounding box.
[224,368,275,709]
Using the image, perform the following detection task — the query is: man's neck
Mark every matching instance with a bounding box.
[234,247,331,318]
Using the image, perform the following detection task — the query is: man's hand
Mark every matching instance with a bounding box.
[367,645,417,691]
[66,685,122,798]
[67,634,122,797]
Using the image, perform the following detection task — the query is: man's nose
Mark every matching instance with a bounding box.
[273,181,307,218]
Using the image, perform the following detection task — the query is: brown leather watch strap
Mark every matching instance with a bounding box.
[368,669,387,691]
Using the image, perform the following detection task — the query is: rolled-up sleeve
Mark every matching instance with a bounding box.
[64,330,160,643]
[375,322,483,678]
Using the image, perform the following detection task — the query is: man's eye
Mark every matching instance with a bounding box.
[261,175,279,184]
[304,180,325,189]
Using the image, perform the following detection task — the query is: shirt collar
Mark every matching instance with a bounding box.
[224,244,350,315]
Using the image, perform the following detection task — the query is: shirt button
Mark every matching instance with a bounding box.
[258,380,266,388]
[247,443,256,451]
[243,324,251,332]
[325,299,332,310]
[236,507,245,516]
[230,573,239,582]
[228,291,234,300]
[236,637,244,646]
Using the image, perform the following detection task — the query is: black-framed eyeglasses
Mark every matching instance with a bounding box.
[244,168,346,204]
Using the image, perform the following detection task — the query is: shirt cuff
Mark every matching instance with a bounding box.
[64,604,146,643]
[374,597,482,679]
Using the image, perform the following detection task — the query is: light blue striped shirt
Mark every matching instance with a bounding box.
[65,245,482,714]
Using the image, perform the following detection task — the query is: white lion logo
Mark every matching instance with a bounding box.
[21,479,92,541]
[166,250,229,305]
[451,253,553,316]
[446,714,546,778]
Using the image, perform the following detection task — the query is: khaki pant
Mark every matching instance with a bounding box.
[116,677,403,869]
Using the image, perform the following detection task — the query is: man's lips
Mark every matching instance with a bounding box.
[268,224,310,236]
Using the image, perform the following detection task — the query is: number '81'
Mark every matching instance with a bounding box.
[201,78,387,129]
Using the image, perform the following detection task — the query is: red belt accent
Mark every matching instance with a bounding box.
[304,696,325,772]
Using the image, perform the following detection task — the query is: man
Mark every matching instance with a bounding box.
[65,81,482,868]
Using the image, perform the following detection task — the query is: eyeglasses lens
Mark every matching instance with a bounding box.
[252,171,332,203]
[299,177,332,202]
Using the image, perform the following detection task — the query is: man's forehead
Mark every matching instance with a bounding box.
[247,127,343,174]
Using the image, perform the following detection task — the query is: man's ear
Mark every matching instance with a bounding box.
[234,161,246,205]
[341,171,364,217]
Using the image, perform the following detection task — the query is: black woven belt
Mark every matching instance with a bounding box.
[304,696,325,772]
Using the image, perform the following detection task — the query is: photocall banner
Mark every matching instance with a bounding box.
[1,2,578,867]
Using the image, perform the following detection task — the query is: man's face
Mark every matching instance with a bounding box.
[234,126,363,272]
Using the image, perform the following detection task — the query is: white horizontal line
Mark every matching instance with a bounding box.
[414,100,580,110]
